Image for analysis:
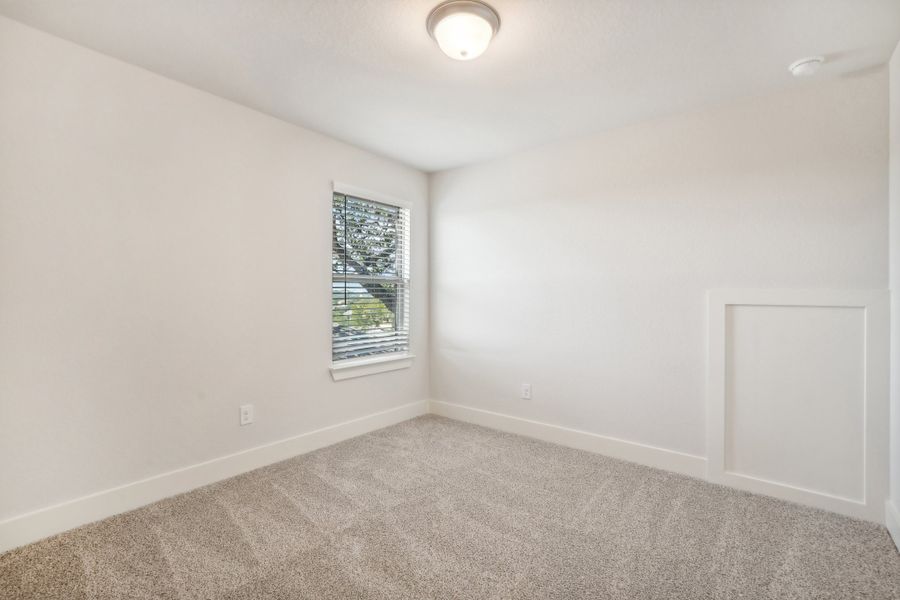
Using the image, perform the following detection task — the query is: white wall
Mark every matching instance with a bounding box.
[431,70,889,510]
[888,43,900,543]
[0,16,428,524]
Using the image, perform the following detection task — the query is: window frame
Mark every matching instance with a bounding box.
[329,182,414,380]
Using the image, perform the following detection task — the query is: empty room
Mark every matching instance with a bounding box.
[2,0,900,598]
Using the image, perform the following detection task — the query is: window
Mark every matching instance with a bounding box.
[332,191,410,363]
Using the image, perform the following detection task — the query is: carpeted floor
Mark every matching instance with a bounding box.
[2,415,899,599]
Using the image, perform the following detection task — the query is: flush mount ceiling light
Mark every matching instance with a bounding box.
[426,0,500,61]
[788,56,824,77]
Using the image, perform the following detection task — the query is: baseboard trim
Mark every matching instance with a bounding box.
[429,400,707,479]
[887,500,900,552]
[0,400,428,554]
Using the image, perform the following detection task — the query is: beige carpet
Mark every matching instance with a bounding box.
[2,415,899,599]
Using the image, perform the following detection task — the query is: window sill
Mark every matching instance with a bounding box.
[330,353,415,381]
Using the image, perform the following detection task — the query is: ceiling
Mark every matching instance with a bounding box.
[1,1,899,172]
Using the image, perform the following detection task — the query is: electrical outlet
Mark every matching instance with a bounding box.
[239,404,254,426]
[520,383,532,400]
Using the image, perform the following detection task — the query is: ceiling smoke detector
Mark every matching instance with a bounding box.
[427,0,500,61]
[788,56,824,77]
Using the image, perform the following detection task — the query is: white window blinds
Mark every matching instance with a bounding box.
[332,192,410,362]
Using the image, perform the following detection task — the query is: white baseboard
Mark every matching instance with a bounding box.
[0,400,427,554]
[429,400,707,479]
[5,397,888,556]
[887,500,900,552]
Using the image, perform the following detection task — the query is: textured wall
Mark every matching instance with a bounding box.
[431,70,888,459]
[889,42,900,530]
[0,16,429,520]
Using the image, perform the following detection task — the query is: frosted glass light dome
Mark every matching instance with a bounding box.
[427,1,500,61]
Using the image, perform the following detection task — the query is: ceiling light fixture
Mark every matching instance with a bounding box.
[788,56,824,77]
[426,0,500,61]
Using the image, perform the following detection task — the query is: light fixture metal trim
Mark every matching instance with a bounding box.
[426,0,501,46]
[788,56,825,77]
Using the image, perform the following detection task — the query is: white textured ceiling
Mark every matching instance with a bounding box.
[1,1,899,172]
